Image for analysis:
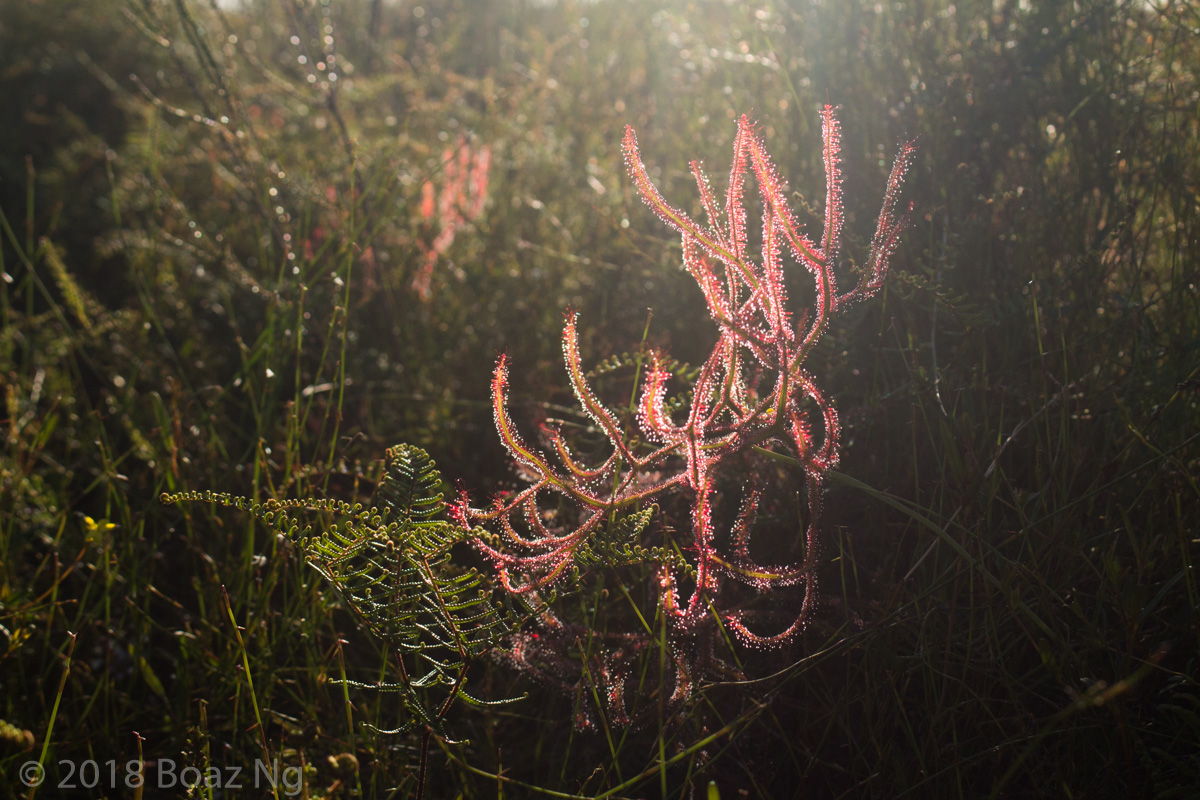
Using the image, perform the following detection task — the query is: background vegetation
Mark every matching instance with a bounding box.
[2,0,1197,796]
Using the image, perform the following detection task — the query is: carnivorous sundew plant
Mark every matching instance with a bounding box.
[414,137,492,300]
[166,104,913,767]
[452,106,915,724]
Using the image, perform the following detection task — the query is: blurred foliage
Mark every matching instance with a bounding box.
[2,0,1198,797]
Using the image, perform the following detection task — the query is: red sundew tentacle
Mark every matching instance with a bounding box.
[725,602,809,648]
[744,123,825,270]
[682,235,734,327]
[472,534,518,567]
[611,472,686,506]
[717,553,811,590]
[492,551,572,595]
[551,508,605,550]
[654,487,716,628]
[759,199,783,336]
[562,311,634,462]
[492,356,605,509]
[485,509,607,593]
[758,208,797,380]
[725,471,823,647]
[523,496,553,540]
[749,162,832,350]
[491,356,540,473]
[718,487,812,591]
[498,502,549,549]
[698,338,750,434]
[788,407,815,462]
[720,407,767,447]
[788,373,841,472]
[698,371,728,433]
[658,564,683,618]
[623,127,711,253]
[545,423,618,482]
[720,339,751,417]
[668,648,694,707]
[664,481,718,626]
[731,486,760,562]
[626,124,761,294]
[601,655,631,727]
[726,116,753,262]
[787,403,839,474]
[690,160,729,255]
[765,359,791,431]
[659,575,706,627]
[683,428,707,494]
[862,212,909,292]
[448,487,473,529]
[604,459,641,500]
[468,479,544,523]
[744,121,834,353]
[769,204,824,276]
[820,105,845,277]
[636,353,683,444]
[861,142,917,300]
[514,504,605,551]
[630,441,684,474]
[419,180,436,220]
[814,399,840,472]
[455,139,472,212]
[683,356,723,492]
[714,302,776,368]
[493,565,538,595]
[839,143,916,308]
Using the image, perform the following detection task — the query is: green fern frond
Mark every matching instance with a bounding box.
[457,687,526,708]
[587,350,698,383]
[373,444,447,525]
[161,444,518,739]
[572,506,696,578]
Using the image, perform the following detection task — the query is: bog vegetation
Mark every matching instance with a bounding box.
[2,0,1198,797]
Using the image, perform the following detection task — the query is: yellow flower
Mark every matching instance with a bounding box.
[83,516,116,532]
